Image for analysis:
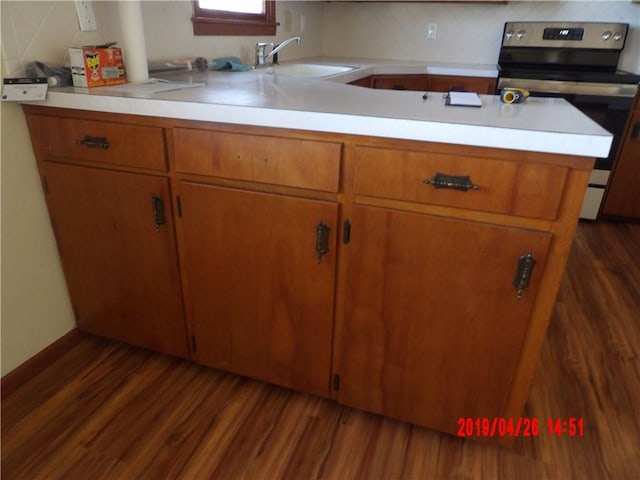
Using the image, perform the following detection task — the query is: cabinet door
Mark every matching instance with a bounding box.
[428,75,497,94]
[177,183,338,397]
[602,111,640,219]
[349,76,373,88]
[41,162,188,357]
[338,205,551,435]
[372,75,429,91]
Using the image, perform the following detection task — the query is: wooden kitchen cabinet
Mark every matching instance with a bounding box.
[22,105,592,444]
[334,143,562,437]
[171,126,341,397]
[352,74,497,94]
[338,205,550,436]
[601,110,640,220]
[371,74,429,91]
[428,74,497,94]
[175,183,338,398]
[37,162,188,357]
[24,108,189,358]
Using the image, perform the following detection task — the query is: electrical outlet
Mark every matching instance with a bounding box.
[427,23,437,40]
[75,0,97,32]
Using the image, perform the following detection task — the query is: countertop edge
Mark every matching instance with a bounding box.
[30,91,612,158]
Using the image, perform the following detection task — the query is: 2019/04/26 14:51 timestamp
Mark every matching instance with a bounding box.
[457,417,585,438]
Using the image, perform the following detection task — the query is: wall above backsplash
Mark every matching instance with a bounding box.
[137,1,324,65]
[322,1,640,73]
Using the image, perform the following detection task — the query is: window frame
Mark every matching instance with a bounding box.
[191,0,276,36]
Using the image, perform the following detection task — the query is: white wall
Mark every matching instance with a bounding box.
[0,0,109,375]
[322,1,640,72]
[139,1,324,64]
[0,99,77,376]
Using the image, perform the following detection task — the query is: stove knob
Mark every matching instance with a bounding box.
[516,29,526,39]
[505,29,515,39]
[601,31,612,41]
[613,31,624,41]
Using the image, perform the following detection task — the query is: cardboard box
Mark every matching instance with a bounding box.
[69,47,127,88]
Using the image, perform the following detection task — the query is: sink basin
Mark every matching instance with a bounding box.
[265,63,356,78]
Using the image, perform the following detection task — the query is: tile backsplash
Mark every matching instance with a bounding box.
[322,1,640,72]
[2,1,639,77]
[1,1,111,77]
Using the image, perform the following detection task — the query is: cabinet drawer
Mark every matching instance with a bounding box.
[372,75,429,91]
[354,146,568,220]
[27,114,167,171]
[428,75,497,94]
[174,128,342,192]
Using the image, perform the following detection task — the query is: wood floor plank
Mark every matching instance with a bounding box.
[174,379,274,478]
[2,221,639,479]
[0,335,109,435]
[1,343,150,474]
[113,368,243,479]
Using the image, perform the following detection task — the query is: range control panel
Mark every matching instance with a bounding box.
[542,27,584,41]
[502,22,628,49]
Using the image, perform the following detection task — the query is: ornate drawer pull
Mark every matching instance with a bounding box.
[423,172,480,192]
[513,252,536,300]
[76,135,109,150]
[316,221,330,263]
[151,194,166,232]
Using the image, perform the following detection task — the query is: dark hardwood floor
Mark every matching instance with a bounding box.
[2,221,639,479]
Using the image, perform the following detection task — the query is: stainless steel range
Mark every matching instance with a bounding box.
[497,22,640,220]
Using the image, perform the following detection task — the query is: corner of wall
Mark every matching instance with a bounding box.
[1,46,76,377]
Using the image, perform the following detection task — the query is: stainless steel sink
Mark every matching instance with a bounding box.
[264,63,356,78]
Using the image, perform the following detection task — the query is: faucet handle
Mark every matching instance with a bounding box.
[255,42,274,66]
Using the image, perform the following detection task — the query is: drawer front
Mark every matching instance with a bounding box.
[372,75,429,92]
[428,75,497,94]
[174,128,342,192]
[354,146,567,220]
[27,114,167,171]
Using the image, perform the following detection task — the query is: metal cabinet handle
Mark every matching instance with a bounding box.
[513,252,536,299]
[423,172,480,192]
[631,122,640,140]
[75,135,109,150]
[151,194,166,232]
[315,221,330,263]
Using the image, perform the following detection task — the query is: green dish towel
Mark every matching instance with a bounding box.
[211,56,253,72]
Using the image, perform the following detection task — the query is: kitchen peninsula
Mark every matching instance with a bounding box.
[22,60,611,444]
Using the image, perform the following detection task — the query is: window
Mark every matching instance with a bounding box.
[192,0,276,36]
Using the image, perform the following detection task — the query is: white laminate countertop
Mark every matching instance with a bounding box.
[28,57,612,158]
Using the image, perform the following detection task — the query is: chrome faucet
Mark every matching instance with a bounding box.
[255,36,301,67]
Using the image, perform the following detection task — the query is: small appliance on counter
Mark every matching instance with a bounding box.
[496,21,640,220]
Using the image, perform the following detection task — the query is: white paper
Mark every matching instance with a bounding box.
[2,83,48,101]
[447,91,482,107]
